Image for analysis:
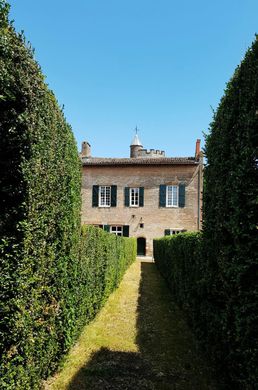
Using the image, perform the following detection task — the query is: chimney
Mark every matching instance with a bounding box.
[81,141,91,157]
[195,139,201,160]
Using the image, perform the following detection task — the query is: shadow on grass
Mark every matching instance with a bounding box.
[68,261,222,390]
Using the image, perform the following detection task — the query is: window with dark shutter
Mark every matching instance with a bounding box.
[159,185,166,207]
[164,229,170,236]
[179,184,186,208]
[124,187,130,207]
[111,185,117,207]
[122,225,129,237]
[92,185,99,207]
[103,225,110,232]
[139,187,144,207]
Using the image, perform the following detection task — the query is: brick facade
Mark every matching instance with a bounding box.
[81,139,203,256]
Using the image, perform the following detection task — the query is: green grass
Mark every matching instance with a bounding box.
[44,259,220,389]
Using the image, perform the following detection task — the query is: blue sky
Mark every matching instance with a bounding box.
[8,0,258,157]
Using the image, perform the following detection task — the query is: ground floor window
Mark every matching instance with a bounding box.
[164,228,185,236]
[110,226,123,236]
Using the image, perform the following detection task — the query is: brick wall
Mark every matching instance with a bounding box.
[81,163,202,255]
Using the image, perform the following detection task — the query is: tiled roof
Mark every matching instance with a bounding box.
[81,157,199,166]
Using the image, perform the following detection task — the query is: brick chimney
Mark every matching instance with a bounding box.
[81,141,91,158]
[195,139,201,160]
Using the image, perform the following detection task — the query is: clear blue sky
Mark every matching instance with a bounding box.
[8,0,258,157]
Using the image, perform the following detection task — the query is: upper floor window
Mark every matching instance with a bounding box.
[159,184,185,208]
[130,188,139,207]
[124,187,144,207]
[92,185,117,207]
[166,185,178,207]
[99,186,111,207]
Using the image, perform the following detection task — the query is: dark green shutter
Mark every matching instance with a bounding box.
[111,185,117,207]
[159,185,166,207]
[179,184,185,208]
[124,187,130,206]
[103,225,110,232]
[164,229,170,236]
[139,187,144,207]
[92,185,99,207]
[123,225,129,237]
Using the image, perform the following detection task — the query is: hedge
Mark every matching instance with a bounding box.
[76,226,136,333]
[154,233,207,340]
[0,2,136,388]
[154,36,258,389]
[202,35,258,388]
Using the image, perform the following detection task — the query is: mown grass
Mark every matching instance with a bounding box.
[44,259,220,389]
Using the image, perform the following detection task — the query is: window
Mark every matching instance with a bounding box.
[164,228,185,236]
[130,188,139,207]
[166,185,178,207]
[110,226,123,236]
[92,185,117,207]
[125,187,144,207]
[159,184,185,208]
[99,186,111,207]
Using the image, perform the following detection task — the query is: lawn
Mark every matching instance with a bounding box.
[44,259,220,389]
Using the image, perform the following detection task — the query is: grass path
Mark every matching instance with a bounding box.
[45,259,219,389]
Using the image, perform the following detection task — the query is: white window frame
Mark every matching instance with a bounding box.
[130,187,140,207]
[167,229,184,235]
[99,186,111,207]
[166,185,178,207]
[110,226,123,236]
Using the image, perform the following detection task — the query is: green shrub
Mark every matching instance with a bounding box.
[76,226,136,332]
[202,35,258,388]
[154,233,206,336]
[0,1,82,387]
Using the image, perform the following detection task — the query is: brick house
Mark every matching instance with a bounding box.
[81,135,203,256]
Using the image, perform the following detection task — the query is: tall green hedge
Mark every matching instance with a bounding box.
[0,2,137,388]
[0,1,82,387]
[154,36,258,388]
[76,226,136,333]
[202,35,258,387]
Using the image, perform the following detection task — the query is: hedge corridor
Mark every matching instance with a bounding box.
[0,2,136,388]
[154,36,258,389]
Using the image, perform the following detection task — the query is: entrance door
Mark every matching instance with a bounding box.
[137,237,146,256]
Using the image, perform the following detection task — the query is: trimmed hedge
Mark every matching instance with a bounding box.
[0,3,136,388]
[202,35,258,388]
[76,226,136,333]
[154,36,258,389]
[154,233,207,339]
[0,1,82,387]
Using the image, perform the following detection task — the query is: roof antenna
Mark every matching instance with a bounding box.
[135,126,139,135]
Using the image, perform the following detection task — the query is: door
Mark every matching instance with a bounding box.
[137,237,146,256]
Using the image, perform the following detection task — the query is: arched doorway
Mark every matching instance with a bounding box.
[137,237,146,256]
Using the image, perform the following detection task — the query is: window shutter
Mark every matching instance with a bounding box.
[139,187,144,207]
[179,184,186,208]
[159,185,166,207]
[124,187,130,207]
[111,185,117,207]
[164,229,170,236]
[122,225,129,237]
[92,185,99,207]
[103,225,110,232]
